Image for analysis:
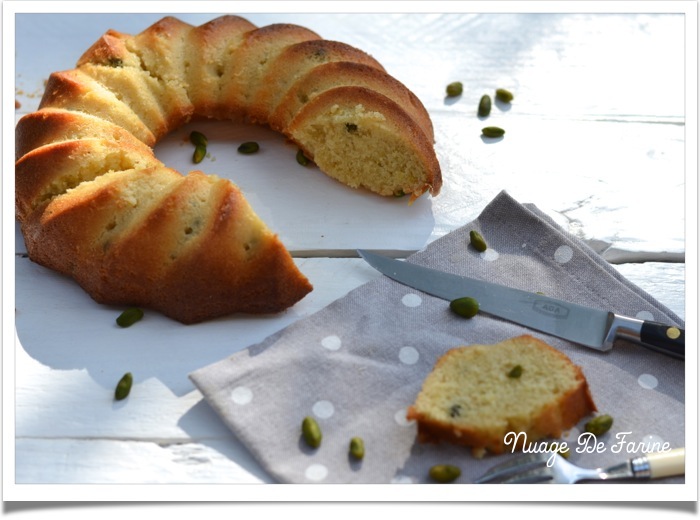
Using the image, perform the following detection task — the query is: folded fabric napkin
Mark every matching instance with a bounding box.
[190,191,685,484]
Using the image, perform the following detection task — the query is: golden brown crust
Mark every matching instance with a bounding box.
[75,62,175,139]
[39,69,157,146]
[218,23,322,120]
[134,15,192,41]
[150,178,313,323]
[15,108,153,160]
[76,29,134,68]
[271,60,434,141]
[406,336,597,454]
[15,138,161,223]
[76,19,196,139]
[249,39,385,124]
[21,167,313,324]
[123,16,195,130]
[20,168,175,285]
[185,15,258,117]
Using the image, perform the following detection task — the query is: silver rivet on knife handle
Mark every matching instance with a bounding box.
[603,313,644,350]
[605,313,685,359]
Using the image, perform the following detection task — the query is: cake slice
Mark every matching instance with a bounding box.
[406,335,597,455]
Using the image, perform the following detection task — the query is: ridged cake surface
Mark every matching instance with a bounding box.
[15,15,441,323]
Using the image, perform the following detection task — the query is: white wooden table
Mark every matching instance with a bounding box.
[6,5,694,506]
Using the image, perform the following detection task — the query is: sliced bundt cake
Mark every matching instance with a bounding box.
[15,14,441,323]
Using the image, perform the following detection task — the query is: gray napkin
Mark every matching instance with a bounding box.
[189,191,684,484]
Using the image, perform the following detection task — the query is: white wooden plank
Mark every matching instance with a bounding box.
[15,438,269,484]
[429,114,685,253]
[613,262,686,321]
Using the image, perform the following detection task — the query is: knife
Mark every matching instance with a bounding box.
[358,250,684,359]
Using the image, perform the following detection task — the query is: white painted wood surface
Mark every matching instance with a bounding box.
[6,5,693,502]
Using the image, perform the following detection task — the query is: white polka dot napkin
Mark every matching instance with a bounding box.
[189,190,685,484]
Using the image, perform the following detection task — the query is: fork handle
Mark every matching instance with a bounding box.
[634,448,685,479]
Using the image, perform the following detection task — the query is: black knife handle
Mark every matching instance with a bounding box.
[640,321,684,359]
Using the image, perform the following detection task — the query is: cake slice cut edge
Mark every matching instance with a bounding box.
[406,335,597,456]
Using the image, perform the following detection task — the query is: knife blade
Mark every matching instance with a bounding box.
[358,250,684,360]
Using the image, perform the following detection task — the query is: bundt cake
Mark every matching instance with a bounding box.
[15,14,441,323]
[406,336,597,455]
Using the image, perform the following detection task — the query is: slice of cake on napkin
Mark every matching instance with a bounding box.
[406,335,597,455]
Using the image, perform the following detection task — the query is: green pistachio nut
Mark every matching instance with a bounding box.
[192,144,207,164]
[469,230,488,252]
[495,88,514,103]
[237,141,260,154]
[429,464,461,483]
[482,126,505,138]
[446,81,463,97]
[349,437,365,460]
[508,365,523,378]
[189,130,208,147]
[450,297,480,319]
[116,307,144,328]
[302,416,322,448]
[114,372,133,401]
[296,149,311,166]
[478,94,492,117]
[585,414,614,436]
